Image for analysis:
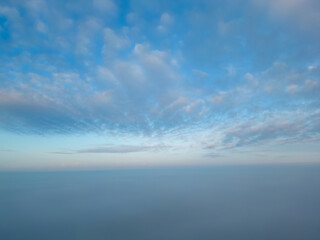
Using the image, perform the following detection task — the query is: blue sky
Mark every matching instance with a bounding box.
[0,0,320,170]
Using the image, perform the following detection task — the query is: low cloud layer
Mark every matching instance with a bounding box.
[77,144,171,154]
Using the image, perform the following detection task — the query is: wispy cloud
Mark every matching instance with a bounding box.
[76,143,171,154]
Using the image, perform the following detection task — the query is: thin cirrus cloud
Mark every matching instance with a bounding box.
[47,144,171,154]
[0,0,320,167]
[77,144,171,154]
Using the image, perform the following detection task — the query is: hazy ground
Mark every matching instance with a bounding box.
[1,164,320,240]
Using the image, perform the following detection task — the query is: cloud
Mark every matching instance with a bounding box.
[192,69,208,79]
[93,0,117,14]
[250,62,320,101]
[198,109,320,158]
[160,12,174,26]
[1,57,319,138]
[49,151,73,155]
[77,143,171,154]
[0,39,196,135]
[75,17,103,55]
[35,20,47,33]
[0,5,20,21]
[224,119,305,148]
[252,0,320,35]
[210,92,228,105]
[157,12,174,32]
[102,28,130,59]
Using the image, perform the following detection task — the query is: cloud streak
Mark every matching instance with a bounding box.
[76,144,171,154]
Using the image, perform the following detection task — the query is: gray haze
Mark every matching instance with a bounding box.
[1,165,320,240]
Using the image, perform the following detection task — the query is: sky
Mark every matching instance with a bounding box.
[0,0,320,170]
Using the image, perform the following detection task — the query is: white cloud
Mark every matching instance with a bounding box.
[75,18,102,55]
[35,20,47,33]
[160,12,174,26]
[252,0,320,34]
[91,90,113,105]
[165,97,188,111]
[308,65,318,70]
[286,84,299,93]
[77,143,171,153]
[226,65,236,77]
[192,69,208,79]
[103,28,129,50]
[96,66,118,85]
[210,92,228,105]
[0,5,20,20]
[244,73,258,87]
[93,0,117,15]
[157,12,174,32]
[183,99,205,114]
[53,73,81,84]
[133,43,180,82]
[304,79,319,89]
[25,0,48,15]
[0,5,22,32]
[113,60,146,88]
[102,28,129,59]
[126,12,139,24]
[217,20,239,36]
[250,61,320,99]
[224,116,306,148]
